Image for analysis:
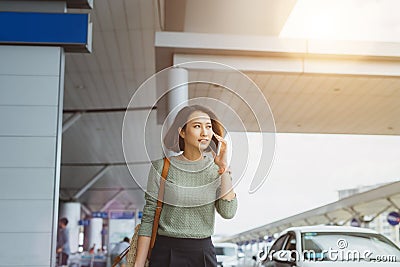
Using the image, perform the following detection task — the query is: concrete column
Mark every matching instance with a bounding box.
[166,67,188,129]
[87,218,103,252]
[59,202,81,253]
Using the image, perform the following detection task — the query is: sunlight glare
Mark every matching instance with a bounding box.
[280,0,400,42]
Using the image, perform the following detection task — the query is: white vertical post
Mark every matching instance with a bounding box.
[87,218,103,252]
[166,67,188,129]
[59,202,81,253]
[165,67,188,157]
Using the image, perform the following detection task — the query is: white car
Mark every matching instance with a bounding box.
[215,242,242,267]
[260,225,400,267]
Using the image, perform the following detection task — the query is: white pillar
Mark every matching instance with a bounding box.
[59,202,81,253]
[87,218,103,251]
[166,67,188,129]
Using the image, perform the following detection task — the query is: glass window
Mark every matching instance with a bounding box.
[264,234,289,263]
[284,233,297,251]
[270,235,289,252]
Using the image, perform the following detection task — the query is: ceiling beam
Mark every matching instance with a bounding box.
[61,160,151,167]
[368,205,392,222]
[63,106,156,114]
[73,165,111,200]
[387,197,400,210]
[157,31,400,60]
[173,53,400,77]
[62,112,83,133]
[100,189,125,212]
[81,203,92,216]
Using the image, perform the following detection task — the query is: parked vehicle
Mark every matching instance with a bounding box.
[215,242,243,267]
[259,225,400,267]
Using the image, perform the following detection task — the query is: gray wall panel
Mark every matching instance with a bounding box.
[0,200,53,232]
[0,46,60,76]
[0,233,51,265]
[0,168,54,199]
[0,106,58,136]
[0,38,64,267]
[0,75,59,106]
[0,137,56,167]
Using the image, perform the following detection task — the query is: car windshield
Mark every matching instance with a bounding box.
[215,247,236,256]
[301,232,400,262]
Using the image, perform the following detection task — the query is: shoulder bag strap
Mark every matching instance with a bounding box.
[147,157,170,260]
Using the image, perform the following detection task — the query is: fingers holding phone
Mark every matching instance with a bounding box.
[213,133,228,174]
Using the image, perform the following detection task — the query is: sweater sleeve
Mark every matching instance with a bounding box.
[215,194,238,219]
[138,160,163,237]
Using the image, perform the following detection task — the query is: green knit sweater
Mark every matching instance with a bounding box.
[138,156,238,238]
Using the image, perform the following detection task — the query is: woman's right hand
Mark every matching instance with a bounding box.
[212,133,228,174]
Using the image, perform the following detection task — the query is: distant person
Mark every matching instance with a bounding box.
[110,237,130,267]
[56,217,70,266]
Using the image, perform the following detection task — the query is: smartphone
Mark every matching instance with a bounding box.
[216,141,221,156]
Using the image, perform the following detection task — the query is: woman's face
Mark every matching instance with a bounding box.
[179,111,213,153]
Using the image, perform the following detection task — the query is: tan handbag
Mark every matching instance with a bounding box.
[112,158,170,267]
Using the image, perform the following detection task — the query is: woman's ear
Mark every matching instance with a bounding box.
[178,127,185,139]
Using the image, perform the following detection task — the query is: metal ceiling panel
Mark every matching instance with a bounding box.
[61,0,400,224]
[61,165,140,190]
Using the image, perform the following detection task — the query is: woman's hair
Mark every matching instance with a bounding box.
[163,105,225,153]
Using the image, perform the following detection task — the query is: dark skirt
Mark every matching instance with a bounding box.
[149,235,217,267]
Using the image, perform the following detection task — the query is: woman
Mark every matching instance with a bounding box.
[135,105,237,267]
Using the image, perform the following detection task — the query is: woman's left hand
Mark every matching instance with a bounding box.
[212,133,228,174]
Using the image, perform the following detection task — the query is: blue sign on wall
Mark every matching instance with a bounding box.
[110,211,135,219]
[0,12,92,52]
[78,219,90,226]
[387,211,400,226]
[92,211,108,218]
